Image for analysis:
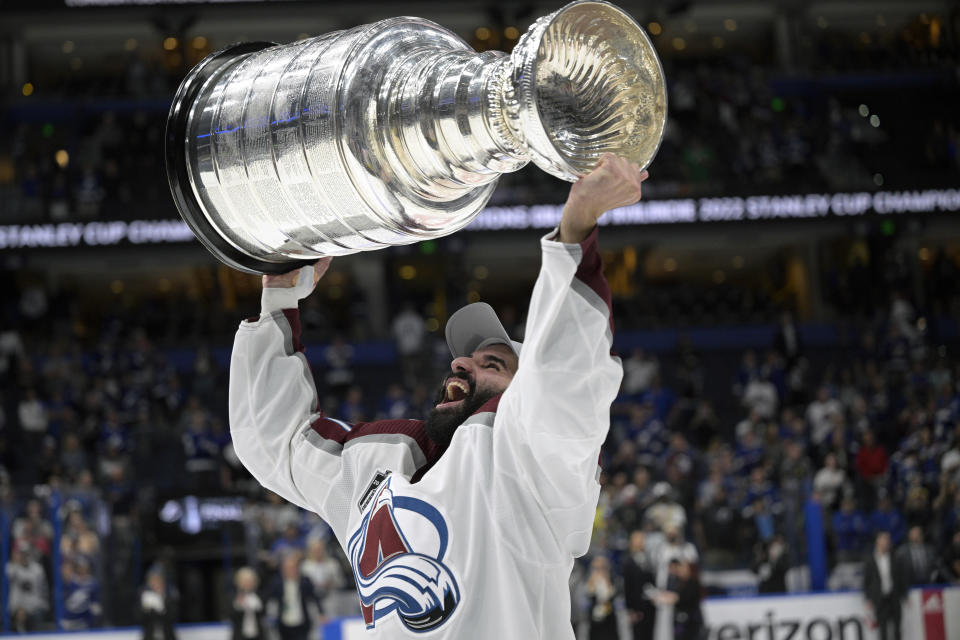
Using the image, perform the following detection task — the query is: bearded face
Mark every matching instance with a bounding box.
[425,371,498,448]
[424,345,517,448]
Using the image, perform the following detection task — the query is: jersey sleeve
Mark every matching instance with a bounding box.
[492,226,623,558]
[229,306,439,538]
[229,308,350,529]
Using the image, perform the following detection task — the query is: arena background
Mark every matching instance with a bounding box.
[1,0,959,638]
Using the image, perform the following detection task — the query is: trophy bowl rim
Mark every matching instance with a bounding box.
[515,0,669,181]
[165,40,319,275]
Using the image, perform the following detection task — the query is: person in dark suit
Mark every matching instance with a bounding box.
[753,536,789,594]
[266,553,322,640]
[621,531,656,640]
[665,560,703,640]
[894,525,936,586]
[863,531,906,640]
[140,571,178,640]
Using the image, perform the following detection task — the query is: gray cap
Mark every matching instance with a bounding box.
[445,302,522,359]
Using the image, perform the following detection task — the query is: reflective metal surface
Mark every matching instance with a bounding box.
[166,0,667,273]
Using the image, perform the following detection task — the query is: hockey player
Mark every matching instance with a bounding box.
[229,154,648,638]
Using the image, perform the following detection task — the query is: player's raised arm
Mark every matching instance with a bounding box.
[228,259,340,516]
[493,154,648,557]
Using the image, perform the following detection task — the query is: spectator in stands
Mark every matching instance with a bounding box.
[863,531,906,640]
[621,404,667,469]
[753,535,788,593]
[378,383,412,421]
[611,484,647,540]
[664,559,703,640]
[734,428,766,476]
[895,525,936,586]
[832,495,867,563]
[270,523,305,562]
[735,350,760,394]
[814,452,846,511]
[266,553,321,640]
[807,386,843,447]
[6,541,49,632]
[60,433,90,480]
[61,557,101,630]
[653,525,699,589]
[18,388,49,451]
[938,482,960,552]
[773,311,803,371]
[621,531,656,640]
[323,336,355,400]
[232,567,266,640]
[60,509,100,564]
[181,406,222,490]
[942,440,960,486]
[902,482,932,529]
[392,302,425,387]
[300,538,344,603]
[645,483,686,534]
[942,530,960,584]
[13,499,53,557]
[687,399,721,449]
[0,328,25,384]
[663,432,699,506]
[585,555,619,640]
[696,484,742,569]
[869,493,906,546]
[338,385,367,425]
[742,371,778,421]
[622,348,660,396]
[855,430,889,504]
[140,571,177,640]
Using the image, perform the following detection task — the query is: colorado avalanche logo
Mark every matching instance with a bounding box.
[347,476,461,632]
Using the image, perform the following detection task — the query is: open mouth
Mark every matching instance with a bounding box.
[435,377,472,409]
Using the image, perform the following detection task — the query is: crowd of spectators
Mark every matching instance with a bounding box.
[2,238,959,637]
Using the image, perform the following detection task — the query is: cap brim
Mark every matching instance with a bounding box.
[445,302,521,359]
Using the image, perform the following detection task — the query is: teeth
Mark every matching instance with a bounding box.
[447,380,468,393]
[445,379,469,400]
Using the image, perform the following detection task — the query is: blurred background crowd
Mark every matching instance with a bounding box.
[1,0,959,639]
[3,233,960,637]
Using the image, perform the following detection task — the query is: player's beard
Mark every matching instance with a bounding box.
[425,371,498,449]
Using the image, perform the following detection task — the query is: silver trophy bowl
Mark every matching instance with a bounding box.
[165,0,667,274]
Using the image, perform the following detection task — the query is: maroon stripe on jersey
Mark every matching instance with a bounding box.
[310,417,353,445]
[344,419,442,461]
[573,227,614,333]
[276,308,323,412]
[309,417,445,476]
[310,405,507,482]
[282,309,305,353]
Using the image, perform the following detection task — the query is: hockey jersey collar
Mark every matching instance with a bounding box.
[472,393,502,417]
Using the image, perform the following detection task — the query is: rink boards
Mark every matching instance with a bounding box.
[12,585,959,640]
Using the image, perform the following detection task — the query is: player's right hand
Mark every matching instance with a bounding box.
[262,257,332,294]
[558,153,648,243]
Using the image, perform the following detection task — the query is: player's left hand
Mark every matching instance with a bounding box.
[262,257,332,291]
[558,153,648,243]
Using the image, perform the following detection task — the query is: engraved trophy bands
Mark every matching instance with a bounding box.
[165,0,667,274]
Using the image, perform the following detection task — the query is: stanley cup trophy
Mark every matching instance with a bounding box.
[165,0,667,274]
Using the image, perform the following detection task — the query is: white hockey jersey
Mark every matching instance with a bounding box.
[229,228,623,639]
